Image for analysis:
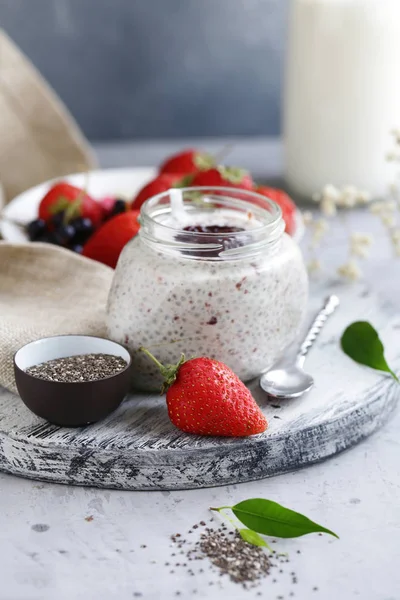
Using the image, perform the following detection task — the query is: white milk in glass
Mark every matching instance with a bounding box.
[284,0,400,199]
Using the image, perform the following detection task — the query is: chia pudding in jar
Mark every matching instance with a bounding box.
[106,187,308,391]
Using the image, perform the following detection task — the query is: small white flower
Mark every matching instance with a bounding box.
[302,211,313,226]
[314,218,329,233]
[322,184,340,202]
[391,229,400,242]
[350,244,370,258]
[320,197,337,217]
[350,233,373,246]
[337,260,362,281]
[357,190,371,204]
[307,259,322,273]
[312,218,329,244]
[383,200,397,212]
[369,201,385,214]
[381,213,396,228]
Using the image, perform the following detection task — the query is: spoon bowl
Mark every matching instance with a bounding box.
[260,365,314,399]
[259,295,340,400]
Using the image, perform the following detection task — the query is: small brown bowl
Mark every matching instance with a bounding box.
[14,335,132,427]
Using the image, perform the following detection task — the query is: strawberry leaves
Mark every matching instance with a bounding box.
[47,196,72,215]
[139,347,186,393]
[47,194,84,224]
[218,166,249,185]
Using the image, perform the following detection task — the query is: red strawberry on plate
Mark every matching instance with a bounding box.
[191,166,253,190]
[131,173,189,211]
[82,210,140,268]
[140,349,268,437]
[159,149,214,175]
[254,185,296,235]
[39,182,103,227]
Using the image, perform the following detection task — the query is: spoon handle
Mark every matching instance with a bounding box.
[297,295,340,366]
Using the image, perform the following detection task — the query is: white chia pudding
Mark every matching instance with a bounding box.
[107,187,308,391]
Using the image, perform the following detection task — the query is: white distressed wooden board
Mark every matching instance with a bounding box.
[0,283,399,490]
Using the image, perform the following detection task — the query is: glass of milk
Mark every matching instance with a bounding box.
[283,0,400,200]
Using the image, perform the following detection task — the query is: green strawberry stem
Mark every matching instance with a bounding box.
[173,174,195,188]
[139,347,186,394]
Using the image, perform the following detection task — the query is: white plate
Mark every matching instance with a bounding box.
[0,167,304,243]
[0,167,156,243]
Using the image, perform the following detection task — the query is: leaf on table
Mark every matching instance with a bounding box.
[239,528,269,548]
[341,321,398,382]
[231,498,339,539]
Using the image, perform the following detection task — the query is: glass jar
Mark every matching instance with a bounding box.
[106,187,308,391]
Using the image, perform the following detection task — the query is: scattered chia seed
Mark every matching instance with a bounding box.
[26,353,127,383]
[167,519,308,592]
[187,528,270,586]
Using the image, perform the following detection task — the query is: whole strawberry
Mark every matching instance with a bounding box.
[191,166,253,190]
[39,182,103,228]
[82,210,140,268]
[131,173,189,211]
[159,149,214,175]
[254,185,296,235]
[140,349,268,437]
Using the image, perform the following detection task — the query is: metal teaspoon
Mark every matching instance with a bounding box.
[260,295,340,399]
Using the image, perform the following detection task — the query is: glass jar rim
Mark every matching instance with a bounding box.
[139,186,285,261]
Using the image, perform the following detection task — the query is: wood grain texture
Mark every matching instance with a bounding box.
[0,285,399,490]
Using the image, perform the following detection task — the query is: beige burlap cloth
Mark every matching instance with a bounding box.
[0,242,113,394]
[0,29,96,207]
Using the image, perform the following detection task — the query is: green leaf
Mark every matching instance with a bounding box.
[230,499,339,539]
[239,528,269,548]
[341,321,399,382]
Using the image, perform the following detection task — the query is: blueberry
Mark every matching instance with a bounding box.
[50,211,65,228]
[53,224,76,246]
[70,217,93,243]
[71,244,84,254]
[71,217,93,232]
[26,219,47,241]
[110,199,127,217]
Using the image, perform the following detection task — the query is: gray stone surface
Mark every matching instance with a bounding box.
[0,139,399,599]
[0,0,288,139]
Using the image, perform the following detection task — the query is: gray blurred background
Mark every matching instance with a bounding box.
[1,0,288,141]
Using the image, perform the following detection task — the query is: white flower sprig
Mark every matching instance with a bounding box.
[313,184,370,216]
[303,127,400,281]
